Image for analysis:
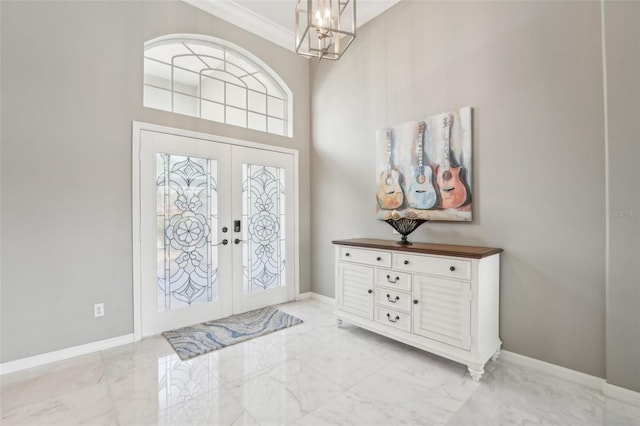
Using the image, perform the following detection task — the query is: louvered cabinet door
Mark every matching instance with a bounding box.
[413,274,471,350]
[337,263,374,320]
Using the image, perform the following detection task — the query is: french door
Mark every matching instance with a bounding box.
[137,128,295,337]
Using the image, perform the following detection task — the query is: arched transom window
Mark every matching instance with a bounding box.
[144,35,292,137]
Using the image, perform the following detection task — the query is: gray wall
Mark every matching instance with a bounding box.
[0,0,310,363]
[604,1,640,393]
[310,1,607,378]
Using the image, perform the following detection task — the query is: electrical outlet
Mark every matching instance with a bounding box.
[94,303,104,318]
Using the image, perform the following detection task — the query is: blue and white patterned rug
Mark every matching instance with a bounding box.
[162,306,303,360]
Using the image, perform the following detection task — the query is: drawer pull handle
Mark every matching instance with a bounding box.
[345,253,350,257]
[449,266,456,271]
[403,260,409,265]
[386,275,400,284]
[367,289,373,294]
[413,299,419,304]
[386,313,400,323]
[386,294,400,303]
[376,256,382,261]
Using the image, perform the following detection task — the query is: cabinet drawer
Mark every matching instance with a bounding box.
[375,306,412,333]
[375,289,412,313]
[393,253,471,280]
[340,247,391,267]
[375,269,412,292]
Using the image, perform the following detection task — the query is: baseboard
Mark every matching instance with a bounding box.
[603,383,640,407]
[500,350,605,391]
[0,334,135,376]
[297,292,334,304]
[500,350,640,407]
[310,292,335,304]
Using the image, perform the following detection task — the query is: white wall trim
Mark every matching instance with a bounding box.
[181,0,403,54]
[603,383,640,407]
[0,334,134,376]
[357,0,403,29]
[502,350,640,407]
[296,292,334,304]
[310,292,335,305]
[132,121,300,341]
[501,350,605,390]
[182,0,293,51]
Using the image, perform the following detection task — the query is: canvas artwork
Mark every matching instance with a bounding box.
[376,107,472,222]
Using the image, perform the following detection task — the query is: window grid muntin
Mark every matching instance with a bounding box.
[146,56,285,105]
[144,83,286,121]
[144,39,289,136]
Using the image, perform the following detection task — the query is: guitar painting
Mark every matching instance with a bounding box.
[406,121,437,209]
[376,129,404,210]
[435,114,468,209]
[375,107,472,222]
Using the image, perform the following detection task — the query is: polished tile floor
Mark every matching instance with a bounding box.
[1,299,639,425]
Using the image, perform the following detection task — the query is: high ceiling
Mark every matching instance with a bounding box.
[183,0,402,52]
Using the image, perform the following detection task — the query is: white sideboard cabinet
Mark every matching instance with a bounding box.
[333,238,503,381]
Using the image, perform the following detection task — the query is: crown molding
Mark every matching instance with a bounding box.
[358,0,402,28]
[182,0,403,54]
[183,0,294,51]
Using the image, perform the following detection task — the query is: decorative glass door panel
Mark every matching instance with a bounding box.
[156,154,219,311]
[141,130,233,337]
[242,164,286,295]
[232,147,295,314]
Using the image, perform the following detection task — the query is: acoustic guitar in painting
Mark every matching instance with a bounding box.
[406,121,437,209]
[376,129,404,210]
[436,114,468,209]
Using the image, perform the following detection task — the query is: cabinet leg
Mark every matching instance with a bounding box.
[491,349,501,361]
[468,366,485,381]
[336,318,343,328]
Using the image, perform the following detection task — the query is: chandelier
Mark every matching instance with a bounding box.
[295,0,356,61]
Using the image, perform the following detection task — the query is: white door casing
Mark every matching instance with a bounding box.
[132,122,299,340]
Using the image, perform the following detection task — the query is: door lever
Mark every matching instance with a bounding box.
[234,238,246,245]
[213,239,229,246]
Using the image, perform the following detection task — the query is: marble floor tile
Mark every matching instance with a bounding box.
[295,335,389,389]
[446,393,543,425]
[293,390,435,426]
[1,381,117,426]
[107,352,224,425]
[1,352,105,412]
[346,364,477,425]
[209,338,292,384]
[227,357,347,424]
[1,299,639,426]
[476,360,612,425]
[100,335,175,380]
[602,398,640,426]
[124,387,257,426]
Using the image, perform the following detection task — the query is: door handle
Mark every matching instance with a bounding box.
[234,238,246,245]
[214,239,229,246]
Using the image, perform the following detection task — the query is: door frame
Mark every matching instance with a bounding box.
[132,121,300,341]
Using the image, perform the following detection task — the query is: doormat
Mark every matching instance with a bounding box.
[162,306,303,360]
